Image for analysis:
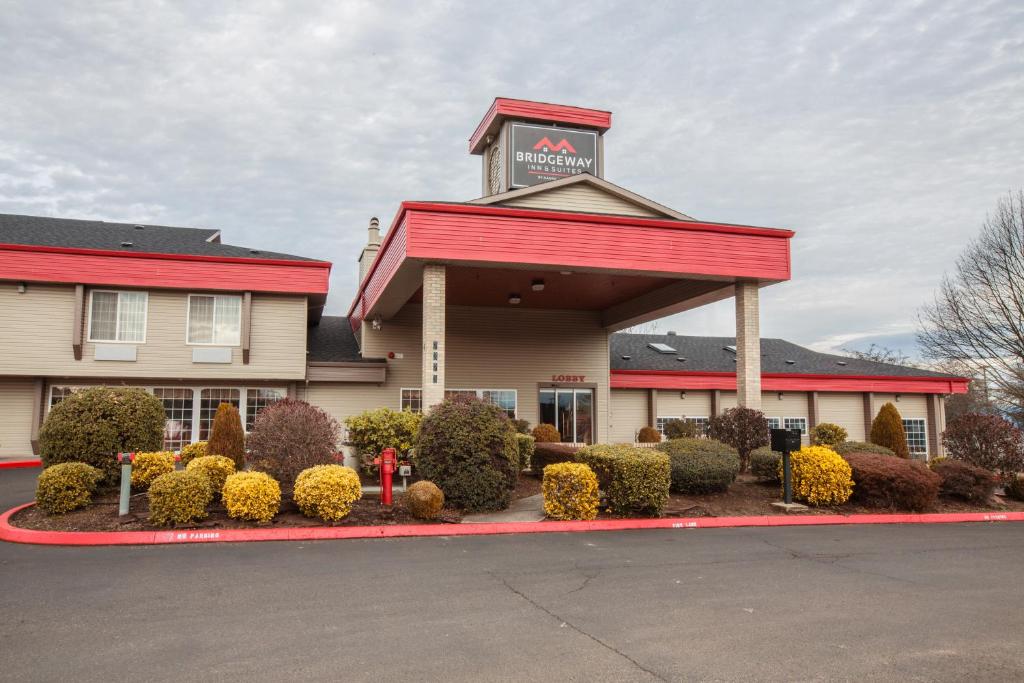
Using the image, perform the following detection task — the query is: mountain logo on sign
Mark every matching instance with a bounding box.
[533,137,577,154]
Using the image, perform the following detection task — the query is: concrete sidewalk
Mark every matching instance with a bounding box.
[461,493,545,523]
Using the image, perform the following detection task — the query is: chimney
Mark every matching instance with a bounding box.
[358,217,381,284]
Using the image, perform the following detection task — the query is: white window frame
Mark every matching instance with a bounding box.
[902,418,928,455]
[783,417,807,435]
[186,294,242,346]
[400,388,423,413]
[87,289,148,343]
[445,388,518,418]
[766,417,782,430]
[47,384,286,449]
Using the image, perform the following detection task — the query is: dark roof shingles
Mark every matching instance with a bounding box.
[307,316,377,363]
[0,213,316,262]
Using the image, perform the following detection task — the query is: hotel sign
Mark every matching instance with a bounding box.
[510,123,599,188]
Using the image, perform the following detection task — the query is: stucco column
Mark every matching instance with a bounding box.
[735,281,761,409]
[421,264,446,410]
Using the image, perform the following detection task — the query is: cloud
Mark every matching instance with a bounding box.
[1,0,1022,352]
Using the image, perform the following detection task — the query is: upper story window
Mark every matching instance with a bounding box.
[88,290,148,343]
[187,294,241,345]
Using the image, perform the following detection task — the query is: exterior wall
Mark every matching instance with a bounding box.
[309,303,611,442]
[655,389,713,421]
[0,284,307,380]
[0,380,36,457]
[817,392,867,441]
[609,389,647,442]
[495,183,662,217]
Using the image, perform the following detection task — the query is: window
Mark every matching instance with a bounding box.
[153,388,194,451]
[903,418,927,455]
[187,294,242,345]
[400,389,423,413]
[685,416,710,436]
[444,389,517,418]
[88,290,147,342]
[246,389,283,430]
[49,386,80,408]
[198,388,241,440]
[766,417,781,430]
[655,416,672,434]
[783,417,807,435]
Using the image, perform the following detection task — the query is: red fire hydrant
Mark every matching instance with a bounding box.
[373,447,397,506]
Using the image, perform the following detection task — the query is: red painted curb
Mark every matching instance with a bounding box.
[0,459,42,470]
[2,502,1024,547]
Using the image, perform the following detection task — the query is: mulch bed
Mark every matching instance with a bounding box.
[11,473,1024,533]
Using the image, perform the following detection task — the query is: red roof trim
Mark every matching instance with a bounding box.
[0,242,331,268]
[611,369,970,394]
[470,98,613,154]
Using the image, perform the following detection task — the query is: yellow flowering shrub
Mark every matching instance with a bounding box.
[185,455,236,500]
[405,480,445,520]
[293,465,362,522]
[784,445,854,506]
[35,462,103,515]
[148,470,213,526]
[222,471,281,523]
[575,444,670,516]
[178,441,208,466]
[542,462,599,520]
[131,451,176,490]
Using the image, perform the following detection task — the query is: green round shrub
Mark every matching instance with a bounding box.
[656,438,740,493]
[415,396,519,512]
[750,447,782,483]
[664,419,700,440]
[834,441,896,457]
[516,434,536,471]
[810,422,848,448]
[39,387,165,482]
[575,443,670,516]
[148,471,213,526]
[35,463,103,515]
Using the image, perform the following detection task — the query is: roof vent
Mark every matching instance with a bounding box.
[667,331,677,336]
[621,355,631,361]
[249,249,261,255]
[120,241,133,247]
[676,357,686,362]
[648,342,677,354]
[724,345,737,353]
[837,360,848,366]
[785,359,796,365]
[134,224,145,230]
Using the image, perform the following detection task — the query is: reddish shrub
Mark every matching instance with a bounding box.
[246,399,340,487]
[942,413,1023,475]
[531,443,582,477]
[930,459,998,502]
[636,426,661,443]
[532,423,561,443]
[844,452,940,512]
[709,407,769,473]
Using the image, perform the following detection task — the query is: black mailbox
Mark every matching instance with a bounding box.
[770,428,802,454]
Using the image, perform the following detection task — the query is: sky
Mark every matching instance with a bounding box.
[1,0,1021,358]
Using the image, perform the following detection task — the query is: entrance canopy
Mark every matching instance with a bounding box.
[348,201,794,333]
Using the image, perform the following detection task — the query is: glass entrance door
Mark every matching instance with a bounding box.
[539,388,594,444]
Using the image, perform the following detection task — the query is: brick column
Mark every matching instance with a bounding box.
[735,281,761,409]
[421,264,446,410]
[648,389,658,429]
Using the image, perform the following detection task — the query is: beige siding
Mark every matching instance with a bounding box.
[656,390,712,421]
[610,389,647,443]
[495,183,662,217]
[311,304,611,442]
[818,392,867,441]
[0,380,36,457]
[0,284,307,380]
[873,394,928,421]
[720,391,737,411]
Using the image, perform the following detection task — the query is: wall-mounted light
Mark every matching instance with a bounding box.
[508,293,521,305]
[531,279,545,292]
[371,316,383,331]
[777,392,784,400]
[559,271,572,276]
[895,394,901,402]
[16,282,27,294]
[679,391,686,399]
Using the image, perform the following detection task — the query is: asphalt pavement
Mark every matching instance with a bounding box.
[2,467,1023,682]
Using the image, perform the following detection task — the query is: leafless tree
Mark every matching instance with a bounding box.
[841,343,915,367]
[918,190,1024,420]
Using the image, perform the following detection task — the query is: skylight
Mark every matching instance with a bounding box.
[723,345,736,353]
[647,342,677,354]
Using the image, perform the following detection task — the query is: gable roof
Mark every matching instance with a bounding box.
[468,174,693,221]
[307,316,376,363]
[0,213,317,262]
[611,333,958,378]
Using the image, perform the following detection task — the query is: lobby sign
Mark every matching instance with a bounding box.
[510,123,599,188]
